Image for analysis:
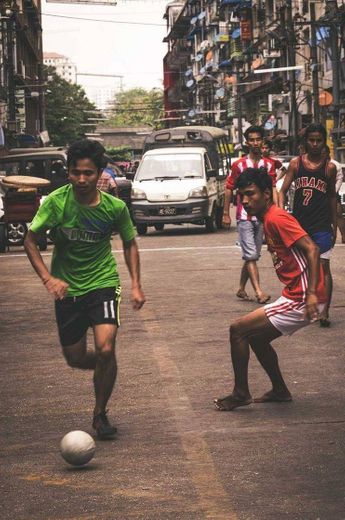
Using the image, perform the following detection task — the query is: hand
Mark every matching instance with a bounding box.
[131,286,146,310]
[222,214,231,228]
[43,276,69,300]
[304,292,319,322]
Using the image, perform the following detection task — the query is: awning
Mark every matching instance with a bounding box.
[218,59,232,68]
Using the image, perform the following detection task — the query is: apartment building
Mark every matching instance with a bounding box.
[0,0,45,146]
[163,0,344,155]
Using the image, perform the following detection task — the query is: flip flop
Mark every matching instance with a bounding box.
[236,290,254,302]
[255,294,271,304]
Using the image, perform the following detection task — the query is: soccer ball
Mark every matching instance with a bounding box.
[60,430,96,466]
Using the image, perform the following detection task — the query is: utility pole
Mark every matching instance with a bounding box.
[5,7,16,128]
[310,3,320,123]
[285,1,299,154]
[326,0,341,159]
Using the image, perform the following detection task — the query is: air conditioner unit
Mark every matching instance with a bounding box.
[263,49,281,58]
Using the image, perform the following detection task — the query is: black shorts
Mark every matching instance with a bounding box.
[55,287,121,347]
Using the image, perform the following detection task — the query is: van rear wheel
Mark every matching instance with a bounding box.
[137,224,148,235]
[205,209,216,233]
[215,206,224,229]
[154,223,164,231]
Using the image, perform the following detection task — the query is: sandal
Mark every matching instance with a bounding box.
[255,294,271,304]
[236,290,253,302]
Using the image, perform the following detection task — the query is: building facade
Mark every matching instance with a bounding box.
[163,0,345,156]
[43,52,77,84]
[0,0,45,148]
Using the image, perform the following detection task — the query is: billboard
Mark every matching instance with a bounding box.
[46,0,117,4]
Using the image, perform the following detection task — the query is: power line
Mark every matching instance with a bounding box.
[41,12,166,26]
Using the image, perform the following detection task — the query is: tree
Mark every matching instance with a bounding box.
[44,68,97,146]
[106,88,163,128]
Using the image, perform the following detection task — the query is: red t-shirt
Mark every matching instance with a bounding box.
[226,156,277,220]
[263,205,326,302]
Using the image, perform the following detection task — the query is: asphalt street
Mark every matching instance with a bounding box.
[0,222,345,520]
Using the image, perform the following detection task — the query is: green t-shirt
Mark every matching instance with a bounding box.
[30,184,136,296]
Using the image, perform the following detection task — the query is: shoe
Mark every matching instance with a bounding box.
[92,410,117,439]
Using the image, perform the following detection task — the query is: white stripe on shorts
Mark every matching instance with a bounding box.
[104,301,109,319]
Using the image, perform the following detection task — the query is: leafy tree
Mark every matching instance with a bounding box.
[106,88,163,128]
[105,146,132,161]
[44,67,97,146]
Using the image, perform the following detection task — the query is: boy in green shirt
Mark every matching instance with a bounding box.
[24,139,145,439]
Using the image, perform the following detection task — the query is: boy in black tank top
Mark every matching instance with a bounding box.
[278,124,337,327]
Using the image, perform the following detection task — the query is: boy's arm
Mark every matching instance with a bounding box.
[24,230,69,300]
[222,187,233,227]
[278,158,297,209]
[327,162,337,245]
[293,235,321,321]
[122,238,146,310]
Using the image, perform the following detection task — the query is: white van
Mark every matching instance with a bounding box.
[131,126,230,234]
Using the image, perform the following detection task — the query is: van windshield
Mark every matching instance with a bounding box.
[136,153,203,181]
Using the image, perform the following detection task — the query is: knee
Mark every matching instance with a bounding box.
[96,341,115,363]
[230,320,245,342]
[64,353,84,368]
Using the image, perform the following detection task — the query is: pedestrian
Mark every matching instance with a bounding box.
[215,169,326,411]
[97,168,118,197]
[323,145,345,244]
[222,125,277,304]
[278,124,337,327]
[24,139,146,439]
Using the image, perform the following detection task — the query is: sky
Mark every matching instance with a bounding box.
[41,0,168,97]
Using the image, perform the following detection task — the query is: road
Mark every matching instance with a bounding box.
[1,223,345,520]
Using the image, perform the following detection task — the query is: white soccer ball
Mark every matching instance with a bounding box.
[60,430,96,466]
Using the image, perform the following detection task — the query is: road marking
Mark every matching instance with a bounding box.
[141,306,238,520]
[1,243,344,259]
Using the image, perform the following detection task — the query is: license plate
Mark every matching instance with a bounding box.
[158,206,176,216]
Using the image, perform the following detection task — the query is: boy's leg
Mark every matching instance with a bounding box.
[215,307,282,411]
[62,335,97,369]
[92,323,118,417]
[319,258,332,326]
[238,220,270,303]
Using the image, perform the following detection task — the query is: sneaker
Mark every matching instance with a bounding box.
[92,410,117,439]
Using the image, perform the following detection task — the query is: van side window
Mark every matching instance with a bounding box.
[0,160,21,176]
[204,154,212,173]
[24,159,46,178]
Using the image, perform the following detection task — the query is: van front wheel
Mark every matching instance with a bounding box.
[137,224,148,235]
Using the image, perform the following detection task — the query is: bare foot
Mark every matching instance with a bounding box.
[236,290,253,302]
[254,389,292,403]
[214,394,252,411]
[255,293,271,304]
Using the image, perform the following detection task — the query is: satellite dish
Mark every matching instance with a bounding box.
[186,79,195,88]
[185,68,193,77]
[188,109,196,118]
[199,66,206,75]
[198,11,206,20]
[195,53,203,62]
[191,16,198,24]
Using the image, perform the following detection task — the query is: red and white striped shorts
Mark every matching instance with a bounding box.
[264,296,325,336]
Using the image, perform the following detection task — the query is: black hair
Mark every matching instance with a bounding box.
[324,144,330,154]
[235,167,273,196]
[67,139,106,171]
[262,139,273,150]
[304,123,327,142]
[244,125,265,140]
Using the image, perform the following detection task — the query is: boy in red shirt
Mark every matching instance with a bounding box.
[215,168,326,411]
